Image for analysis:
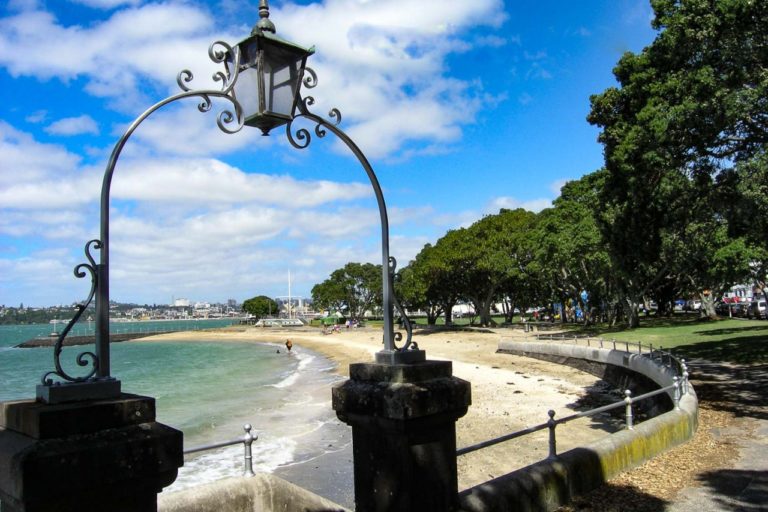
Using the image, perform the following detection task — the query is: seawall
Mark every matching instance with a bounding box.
[458,339,698,512]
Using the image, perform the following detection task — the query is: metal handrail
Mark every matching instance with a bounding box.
[458,336,689,459]
[183,423,258,477]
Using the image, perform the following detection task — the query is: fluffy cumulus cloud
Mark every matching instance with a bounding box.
[485,195,552,214]
[45,115,100,136]
[0,2,221,112]
[0,0,513,304]
[273,0,508,158]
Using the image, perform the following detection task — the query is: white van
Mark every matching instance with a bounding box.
[747,300,766,319]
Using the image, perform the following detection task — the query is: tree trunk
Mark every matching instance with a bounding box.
[480,288,498,327]
[701,294,717,319]
[624,297,640,328]
[442,301,455,325]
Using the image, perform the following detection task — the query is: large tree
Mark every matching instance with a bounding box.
[445,209,537,327]
[242,295,279,319]
[533,171,614,325]
[396,242,461,325]
[311,262,382,321]
[588,0,768,326]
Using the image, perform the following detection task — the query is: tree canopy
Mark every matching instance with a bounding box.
[242,295,279,319]
[311,262,382,321]
[310,0,767,328]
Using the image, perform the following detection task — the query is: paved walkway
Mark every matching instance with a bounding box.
[666,359,768,512]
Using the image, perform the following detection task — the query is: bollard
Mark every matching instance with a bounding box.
[624,390,634,430]
[649,343,654,360]
[243,424,256,477]
[547,410,557,459]
[612,338,616,350]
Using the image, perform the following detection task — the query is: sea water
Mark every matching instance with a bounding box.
[0,322,351,500]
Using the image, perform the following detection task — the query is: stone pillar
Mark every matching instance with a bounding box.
[332,360,471,512]
[0,393,183,512]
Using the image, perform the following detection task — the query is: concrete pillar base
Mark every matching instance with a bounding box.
[0,393,183,512]
[332,360,471,512]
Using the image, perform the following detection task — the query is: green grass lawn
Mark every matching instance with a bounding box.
[577,316,768,365]
[349,314,767,364]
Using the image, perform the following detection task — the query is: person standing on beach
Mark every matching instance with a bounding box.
[285,339,293,352]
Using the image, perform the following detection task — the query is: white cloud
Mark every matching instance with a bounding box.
[272,0,508,158]
[69,0,141,9]
[0,3,220,112]
[110,157,371,208]
[45,115,100,136]
[25,110,47,123]
[0,0,508,157]
[549,179,568,196]
[485,195,552,213]
[0,122,85,187]
[0,0,520,304]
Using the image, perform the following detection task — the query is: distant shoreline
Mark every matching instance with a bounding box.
[15,332,167,348]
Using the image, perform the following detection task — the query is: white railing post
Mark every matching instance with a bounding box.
[673,377,681,410]
[624,390,634,430]
[681,359,689,394]
[243,424,256,477]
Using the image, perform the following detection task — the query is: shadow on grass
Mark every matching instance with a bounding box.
[694,324,768,337]
[673,334,768,364]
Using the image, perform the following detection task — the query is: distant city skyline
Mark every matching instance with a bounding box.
[0,1,657,307]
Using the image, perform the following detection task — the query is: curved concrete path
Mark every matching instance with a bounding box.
[665,358,768,512]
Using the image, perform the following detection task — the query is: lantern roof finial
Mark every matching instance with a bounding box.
[253,0,276,34]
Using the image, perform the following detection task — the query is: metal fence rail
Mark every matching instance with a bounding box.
[183,423,258,477]
[457,335,690,460]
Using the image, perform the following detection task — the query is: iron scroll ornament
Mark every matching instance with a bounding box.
[287,74,416,353]
[41,239,101,385]
[40,41,247,387]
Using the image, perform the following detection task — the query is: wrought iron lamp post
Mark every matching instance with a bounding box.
[37,0,424,404]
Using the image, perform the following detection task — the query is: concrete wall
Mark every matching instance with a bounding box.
[458,340,698,512]
[158,474,349,512]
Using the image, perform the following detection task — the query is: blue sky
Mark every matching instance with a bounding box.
[0,0,656,307]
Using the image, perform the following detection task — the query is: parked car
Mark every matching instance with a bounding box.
[684,299,702,311]
[716,301,748,317]
[746,300,767,319]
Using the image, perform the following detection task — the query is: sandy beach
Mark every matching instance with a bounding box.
[144,324,617,494]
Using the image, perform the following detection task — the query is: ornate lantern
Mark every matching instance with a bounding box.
[227,0,315,135]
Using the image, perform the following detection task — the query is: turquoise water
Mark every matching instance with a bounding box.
[0,322,350,493]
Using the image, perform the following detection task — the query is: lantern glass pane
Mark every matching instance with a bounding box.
[229,40,263,121]
[234,66,262,119]
[264,59,299,117]
[261,38,306,118]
